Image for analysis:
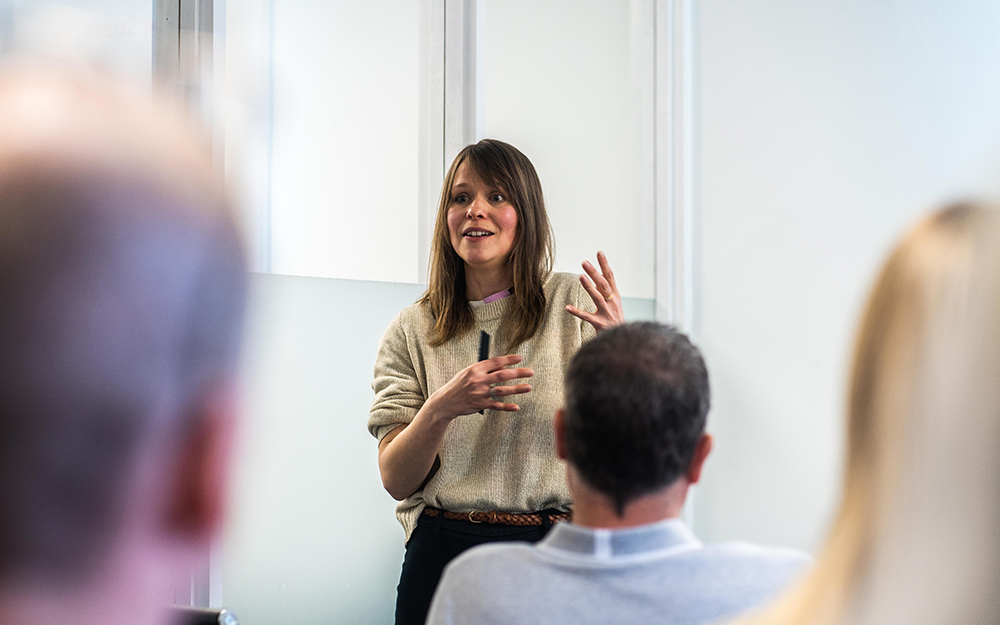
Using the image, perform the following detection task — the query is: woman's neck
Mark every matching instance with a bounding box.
[464,264,513,301]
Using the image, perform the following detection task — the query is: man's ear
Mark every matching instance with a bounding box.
[685,433,713,484]
[554,408,568,461]
[166,382,239,543]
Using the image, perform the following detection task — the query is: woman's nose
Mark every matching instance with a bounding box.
[466,197,487,219]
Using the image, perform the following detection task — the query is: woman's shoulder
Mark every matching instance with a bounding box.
[395,299,432,322]
[544,271,585,303]
[544,271,597,317]
[544,271,581,293]
[381,299,434,341]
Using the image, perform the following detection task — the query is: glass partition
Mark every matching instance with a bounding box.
[260,0,421,283]
[0,0,152,90]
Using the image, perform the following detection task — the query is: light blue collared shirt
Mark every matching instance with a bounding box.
[427,519,811,625]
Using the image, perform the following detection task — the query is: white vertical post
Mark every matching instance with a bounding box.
[154,0,214,130]
[179,0,214,127]
[209,6,225,585]
[153,0,180,87]
[160,0,220,607]
[211,0,227,175]
[655,0,698,528]
[654,0,671,326]
[473,0,484,141]
[422,0,481,284]
[261,0,275,274]
[443,0,481,165]
[679,0,697,340]
[632,0,656,301]
[418,0,446,285]
[0,0,14,54]
[654,0,697,337]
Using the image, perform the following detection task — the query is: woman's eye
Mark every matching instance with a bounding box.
[490,193,505,202]
[453,194,469,204]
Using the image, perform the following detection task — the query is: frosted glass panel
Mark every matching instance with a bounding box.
[482,0,654,298]
[269,0,421,283]
[227,275,425,624]
[0,0,152,90]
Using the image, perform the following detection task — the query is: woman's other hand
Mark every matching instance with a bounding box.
[565,250,625,332]
[427,354,534,418]
[378,355,533,499]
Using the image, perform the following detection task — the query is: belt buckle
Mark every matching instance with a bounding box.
[468,510,482,524]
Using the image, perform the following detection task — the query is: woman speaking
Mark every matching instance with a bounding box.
[367,139,623,624]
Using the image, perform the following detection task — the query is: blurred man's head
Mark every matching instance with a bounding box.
[0,65,246,620]
[556,322,711,519]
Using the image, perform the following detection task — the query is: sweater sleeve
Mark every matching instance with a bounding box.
[575,278,599,344]
[368,312,427,442]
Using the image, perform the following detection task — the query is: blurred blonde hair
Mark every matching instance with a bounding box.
[735,203,1000,625]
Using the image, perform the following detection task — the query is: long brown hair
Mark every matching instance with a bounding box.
[421,139,554,349]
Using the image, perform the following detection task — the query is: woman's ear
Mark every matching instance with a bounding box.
[554,408,568,460]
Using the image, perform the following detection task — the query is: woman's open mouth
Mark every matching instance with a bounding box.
[464,228,494,239]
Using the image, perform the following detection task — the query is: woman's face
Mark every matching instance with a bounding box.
[447,160,518,275]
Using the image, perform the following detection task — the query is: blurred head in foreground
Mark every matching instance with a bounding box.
[735,204,1000,625]
[0,65,246,624]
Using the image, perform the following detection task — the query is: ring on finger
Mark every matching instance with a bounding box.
[603,292,615,302]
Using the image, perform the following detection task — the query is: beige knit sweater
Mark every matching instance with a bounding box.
[368,272,597,542]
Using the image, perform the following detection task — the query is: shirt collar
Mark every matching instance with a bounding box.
[539,519,701,560]
[469,287,513,308]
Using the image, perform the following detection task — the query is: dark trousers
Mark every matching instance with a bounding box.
[394,511,558,625]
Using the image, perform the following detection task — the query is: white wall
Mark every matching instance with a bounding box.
[694,0,1000,551]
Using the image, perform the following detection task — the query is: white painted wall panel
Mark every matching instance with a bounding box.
[694,0,1000,552]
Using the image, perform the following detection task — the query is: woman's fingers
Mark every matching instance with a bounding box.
[491,367,534,383]
[482,354,524,372]
[568,251,626,333]
[489,401,521,412]
[485,385,531,412]
[582,260,614,300]
[596,250,618,293]
[579,272,611,313]
[490,383,532,397]
[565,304,599,326]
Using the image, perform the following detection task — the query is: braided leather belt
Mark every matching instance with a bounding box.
[422,506,570,526]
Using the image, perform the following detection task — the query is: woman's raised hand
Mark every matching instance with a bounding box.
[565,250,625,332]
[427,355,533,418]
